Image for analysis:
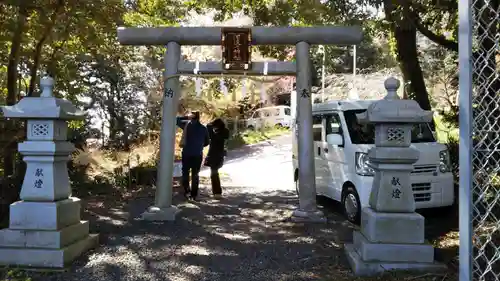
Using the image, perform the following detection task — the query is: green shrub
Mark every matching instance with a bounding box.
[446,136,459,181]
[1,268,31,281]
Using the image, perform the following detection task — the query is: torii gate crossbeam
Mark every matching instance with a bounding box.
[117,26,363,222]
[118,26,362,46]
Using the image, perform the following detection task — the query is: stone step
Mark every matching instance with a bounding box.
[0,234,98,268]
[0,221,89,249]
[361,207,425,244]
[9,198,81,230]
[353,231,434,263]
[344,243,447,276]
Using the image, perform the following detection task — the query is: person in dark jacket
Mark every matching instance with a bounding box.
[205,118,229,198]
[176,111,209,200]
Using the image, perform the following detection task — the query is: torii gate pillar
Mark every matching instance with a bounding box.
[117,26,363,222]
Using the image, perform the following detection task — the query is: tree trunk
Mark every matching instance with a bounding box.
[4,5,28,177]
[1,4,28,227]
[384,0,432,110]
[393,27,432,110]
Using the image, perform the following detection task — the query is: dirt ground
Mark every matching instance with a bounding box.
[0,135,460,280]
[0,180,459,281]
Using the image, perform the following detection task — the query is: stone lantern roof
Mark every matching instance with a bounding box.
[356,77,433,124]
[1,76,85,120]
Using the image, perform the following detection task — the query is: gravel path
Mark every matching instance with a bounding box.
[19,134,456,281]
[26,134,357,281]
[63,190,354,281]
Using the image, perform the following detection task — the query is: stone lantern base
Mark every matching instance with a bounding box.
[0,198,99,268]
[344,207,446,276]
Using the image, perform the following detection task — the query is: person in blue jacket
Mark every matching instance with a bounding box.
[176,111,209,200]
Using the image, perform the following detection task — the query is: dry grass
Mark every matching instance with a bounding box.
[73,130,182,179]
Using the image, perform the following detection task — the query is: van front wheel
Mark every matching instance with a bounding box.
[342,186,361,224]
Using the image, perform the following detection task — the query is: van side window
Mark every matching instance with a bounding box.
[325,114,342,135]
[312,115,323,141]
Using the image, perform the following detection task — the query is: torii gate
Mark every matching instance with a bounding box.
[117,26,363,222]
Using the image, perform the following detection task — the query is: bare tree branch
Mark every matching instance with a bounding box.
[410,10,458,52]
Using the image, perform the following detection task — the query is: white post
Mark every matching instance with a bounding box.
[351,45,357,99]
[322,47,326,103]
[194,60,202,97]
[142,41,180,221]
[220,76,228,98]
[233,116,238,135]
[293,41,325,222]
[317,45,326,103]
[241,77,247,98]
[458,0,473,279]
[260,82,266,105]
[353,45,356,77]
[261,61,269,105]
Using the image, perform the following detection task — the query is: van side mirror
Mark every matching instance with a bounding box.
[326,133,343,146]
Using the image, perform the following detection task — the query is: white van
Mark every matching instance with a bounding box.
[292,100,454,223]
[246,105,292,130]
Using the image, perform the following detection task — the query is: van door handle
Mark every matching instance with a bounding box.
[323,148,329,153]
[317,147,321,155]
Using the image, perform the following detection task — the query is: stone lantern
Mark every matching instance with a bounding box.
[344,77,445,275]
[0,76,98,268]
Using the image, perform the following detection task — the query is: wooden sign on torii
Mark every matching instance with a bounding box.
[117,25,363,222]
[221,27,252,71]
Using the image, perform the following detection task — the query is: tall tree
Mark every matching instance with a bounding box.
[0,0,125,224]
[383,0,431,109]
[0,0,125,177]
[192,0,422,102]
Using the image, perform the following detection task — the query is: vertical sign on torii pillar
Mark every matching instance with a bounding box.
[117,26,363,222]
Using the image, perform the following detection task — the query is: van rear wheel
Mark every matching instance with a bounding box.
[342,186,361,224]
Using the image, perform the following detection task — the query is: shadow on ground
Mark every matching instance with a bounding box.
[63,188,355,281]
[318,195,460,272]
[9,185,459,281]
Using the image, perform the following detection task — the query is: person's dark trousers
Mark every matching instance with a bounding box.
[181,154,203,199]
[210,167,222,195]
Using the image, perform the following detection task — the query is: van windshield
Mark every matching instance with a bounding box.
[344,109,436,144]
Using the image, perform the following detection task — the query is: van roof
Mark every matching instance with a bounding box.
[256,105,290,110]
[312,100,378,112]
